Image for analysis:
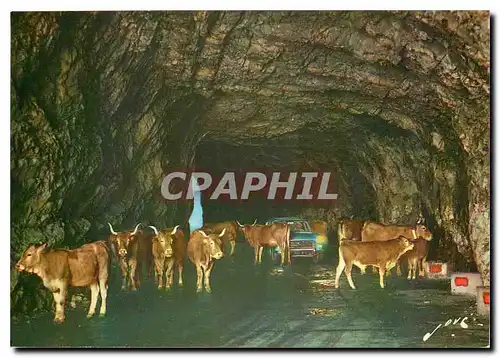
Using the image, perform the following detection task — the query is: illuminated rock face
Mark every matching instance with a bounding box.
[10,11,489,312]
[189,179,204,233]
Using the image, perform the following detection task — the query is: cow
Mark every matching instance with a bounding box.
[202,221,239,256]
[335,236,414,289]
[237,221,291,266]
[15,241,109,324]
[187,229,225,293]
[337,218,365,243]
[361,219,432,243]
[107,223,152,291]
[149,225,186,290]
[396,238,430,279]
[360,218,432,274]
[311,220,328,237]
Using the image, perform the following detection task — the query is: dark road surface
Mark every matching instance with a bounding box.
[11,244,490,348]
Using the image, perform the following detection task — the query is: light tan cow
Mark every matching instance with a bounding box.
[187,229,225,293]
[335,236,414,290]
[16,241,110,324]
[149,225,186,290]
[202,221,239,256]
[237,221,291,265]
[337,218,365,243]
[397,238,430,279]
[361,219,432,274]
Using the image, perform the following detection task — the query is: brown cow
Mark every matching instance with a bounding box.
[361,221,432,243]
[107,223,152,291]
[396,238,430,279]
[149,225,186,290]
[202,221,239,256]
[187,229,225,293]
[237,221,291,266]
[361,219,432,274]
[335,236,414,289]
[311,220,328,237]
[15,241,109,324]
[337,218,365,243]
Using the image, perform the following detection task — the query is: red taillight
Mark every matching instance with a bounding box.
[430,264,442,273]
[483,292,490,305]
[454,277,469,287]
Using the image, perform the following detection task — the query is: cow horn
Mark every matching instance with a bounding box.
[199,230,209,238]
[219,228,226,237]
[236,220,244,227]
[252,219,257,226]
[131,223,141,235]
[412,229,417,240]
[149,225,159,235]
[171,225,179,235]
[108,222,118,235]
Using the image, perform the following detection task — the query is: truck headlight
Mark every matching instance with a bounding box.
[316,235,327,244]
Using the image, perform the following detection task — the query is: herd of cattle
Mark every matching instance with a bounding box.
[14,217,433,324]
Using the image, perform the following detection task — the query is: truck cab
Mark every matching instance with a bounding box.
[265,217,328,263]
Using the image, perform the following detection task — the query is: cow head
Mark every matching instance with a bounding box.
[414,224,432,241]
[236,219,257,238]
[150,225,179,258]
[108,223,141,258]
[199,229,225,259]
[16,243,47,273]
[397,236,415,254]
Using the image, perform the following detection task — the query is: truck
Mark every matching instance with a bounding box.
[265,217,328,264]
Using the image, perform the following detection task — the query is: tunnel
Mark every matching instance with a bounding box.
[11,11,490,324]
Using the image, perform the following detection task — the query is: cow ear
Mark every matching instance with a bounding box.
[37,243,47,252]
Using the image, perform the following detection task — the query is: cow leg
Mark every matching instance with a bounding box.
[196,265,203,293]
[372,266,379,274]
[99,280,108,317]
[229,240,236,256]
[353,262,367,275]
[155,260,164,289]
[165,259,174,290]
[287,243,291,265]
[334,251,346,289]
[128,259,138,291]
[253,246,259,265]
[204,261,214,293]
[147,256,153,279]
[411,258,418,280]
[396,262,403,276]
[379,267,386,288]
[52,284,67,324]
[280,245,286,266]
[345,262,356,290]
[135,261,142,287]
[177,262,184,287]
[87,282,99,318]
[419,256,427,277]
[258,246,264,264]
[406,259,413,280]
[120,261,128,290]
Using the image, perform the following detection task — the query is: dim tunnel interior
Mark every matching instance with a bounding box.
[10,11,490,316]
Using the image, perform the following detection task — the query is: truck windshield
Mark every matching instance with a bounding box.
[287,221,309,231]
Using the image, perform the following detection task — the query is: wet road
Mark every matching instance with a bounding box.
[11,244,490,348]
